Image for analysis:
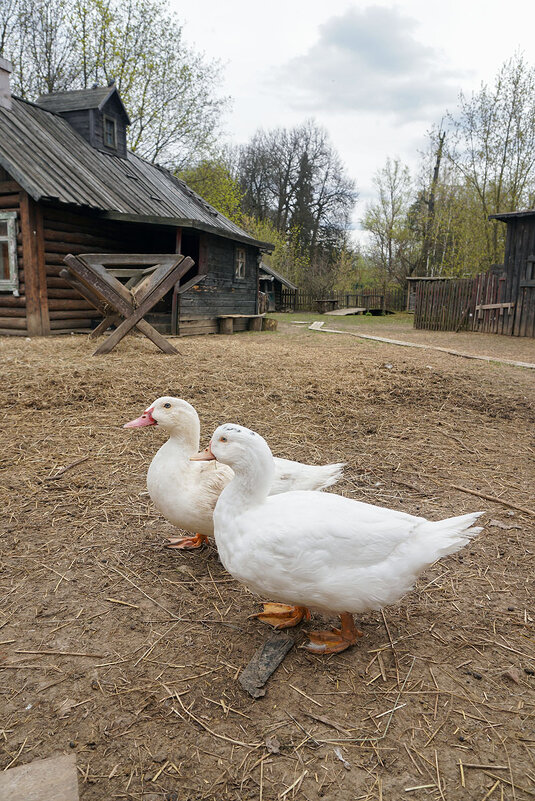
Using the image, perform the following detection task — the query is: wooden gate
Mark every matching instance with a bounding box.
[471,269,514,335]
[413,279,475,331]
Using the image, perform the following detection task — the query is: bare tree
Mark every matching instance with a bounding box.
[446,53,535,266]
[237,120,356,290]
[362,157,417,288]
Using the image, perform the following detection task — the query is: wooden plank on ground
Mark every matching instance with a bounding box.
[239,633,294,698]
[325,307,366,315]
[308,325,535,369]
[0,754,79,801]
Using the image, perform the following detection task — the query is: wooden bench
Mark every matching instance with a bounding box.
[315,299,339,313]
[217,314,264,334]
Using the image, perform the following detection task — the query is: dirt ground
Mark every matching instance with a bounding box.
[1,320,534,801]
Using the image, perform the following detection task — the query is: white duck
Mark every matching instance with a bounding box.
[123,397,344,624]
[192,424,484,654]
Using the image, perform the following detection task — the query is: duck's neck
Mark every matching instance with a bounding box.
[219,453,274,512]
[163,416,201,459]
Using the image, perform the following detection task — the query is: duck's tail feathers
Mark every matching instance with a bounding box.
[314,462,345,490]
[426,511,484,558]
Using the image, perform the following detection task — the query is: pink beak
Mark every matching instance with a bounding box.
[190,442,216,461]
[123,407,157,428]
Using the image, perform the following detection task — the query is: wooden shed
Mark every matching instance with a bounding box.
[0,60,271,337]
[488,209,535,337]
[258,263,298,311]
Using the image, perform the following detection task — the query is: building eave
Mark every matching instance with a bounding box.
[489,209,535,222]
[101,210,274,250]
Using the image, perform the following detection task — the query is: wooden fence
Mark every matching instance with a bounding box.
[413,279,475,331]
[280,288,405,313]
[413,270,520,334]
[471,269,514,335]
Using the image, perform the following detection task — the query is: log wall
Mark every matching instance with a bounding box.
[1,167,262,337]
[178,234,258,323]
[40,206,175,333]
[0,175,27,335]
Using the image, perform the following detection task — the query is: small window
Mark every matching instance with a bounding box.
[0,212,19,293]
[235,247,246,280]
[103,116,117,148]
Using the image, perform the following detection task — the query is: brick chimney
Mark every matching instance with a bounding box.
[0,56,13,110]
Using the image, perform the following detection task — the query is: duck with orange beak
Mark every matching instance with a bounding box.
[192,424,484,654]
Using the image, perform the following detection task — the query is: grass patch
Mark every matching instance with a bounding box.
[267,311,414,330]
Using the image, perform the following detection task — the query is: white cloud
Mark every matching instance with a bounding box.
[279,5,467,121]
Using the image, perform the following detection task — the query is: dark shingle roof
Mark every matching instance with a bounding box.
[259,262,298,290]
[36,86,130,122]
[489,209,535,222]
[0,96,272,249]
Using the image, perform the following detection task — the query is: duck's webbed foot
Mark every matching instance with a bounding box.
[166,533,209,550]
[251,602,311,630]
[303,612,363,654]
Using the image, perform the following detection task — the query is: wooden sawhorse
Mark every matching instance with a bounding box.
[61,253,200,355]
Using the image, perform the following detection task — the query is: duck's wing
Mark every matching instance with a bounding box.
[193,460,234,516]
[245,492,481,599]
[259,491,422,565]
[270,457,345,494]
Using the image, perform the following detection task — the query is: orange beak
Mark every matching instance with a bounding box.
[190,442,216,461]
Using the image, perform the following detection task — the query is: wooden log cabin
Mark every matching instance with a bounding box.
[0,58,272,337]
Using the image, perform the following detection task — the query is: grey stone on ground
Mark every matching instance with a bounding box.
[0,754,79,801]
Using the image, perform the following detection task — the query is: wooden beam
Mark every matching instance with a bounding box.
[33,195,50,333]
[62,255,191,354]
[475,302,515,310]
[19,192,49,335]
[92,257,193,354]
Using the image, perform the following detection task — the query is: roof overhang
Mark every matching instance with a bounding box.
[101,210,274,250]
[259,262,298,290]
[489,209,535,222]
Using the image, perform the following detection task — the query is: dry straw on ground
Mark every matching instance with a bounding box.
[0,321,534,800]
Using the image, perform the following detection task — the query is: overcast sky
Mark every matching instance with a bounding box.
[170,0,532,239]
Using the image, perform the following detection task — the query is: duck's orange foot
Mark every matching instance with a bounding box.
[251,602,311,630]
[166,533,209,550]
[302,612,363,655]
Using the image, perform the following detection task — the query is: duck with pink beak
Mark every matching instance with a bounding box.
[123,396,345,630]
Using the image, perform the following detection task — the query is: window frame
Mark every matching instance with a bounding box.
[103,115,117,149]
[0,211,19,293]
[234,247,246,280]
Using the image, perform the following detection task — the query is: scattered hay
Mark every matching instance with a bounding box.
[0,327,534,800]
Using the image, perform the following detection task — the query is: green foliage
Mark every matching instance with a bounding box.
[178,160,243,224]
[237,121,357,292]
[240,215,311,287]
[363,54,535,287]
[411,53,535,277]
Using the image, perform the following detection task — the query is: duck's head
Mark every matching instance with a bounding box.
[191,423,273,473]
[123,396,200,440]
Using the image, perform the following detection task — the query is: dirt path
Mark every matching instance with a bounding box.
[272,311,535,365]
[1,330,534,800]
[308,322,535,369]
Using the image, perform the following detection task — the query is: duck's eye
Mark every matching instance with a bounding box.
[163,403,171,408]
[219,436,227,443]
